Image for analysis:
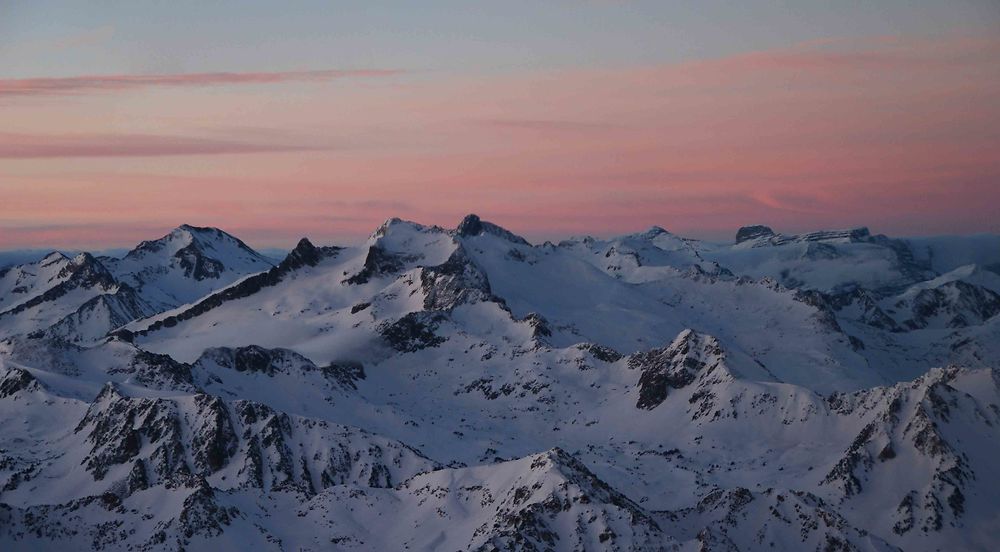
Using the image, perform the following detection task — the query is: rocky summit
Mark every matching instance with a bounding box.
[2,216,1000,551]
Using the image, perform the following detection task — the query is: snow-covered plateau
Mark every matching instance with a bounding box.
[2,216,999,551]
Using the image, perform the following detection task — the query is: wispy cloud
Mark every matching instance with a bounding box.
[672,33,1000,78]
[480,119,619,132]
[0,132,324,158]
[0,69,402,97]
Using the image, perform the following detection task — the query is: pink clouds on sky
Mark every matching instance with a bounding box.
[0,132,323,158]
[0,69,401,97]
[1,33,998,249]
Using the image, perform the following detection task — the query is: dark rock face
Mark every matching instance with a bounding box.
[807,278,1000,336]
[0,367,40,398]
[840,289,901,332]
[173,478,237,542]
[735,225,775,244]
[630,331,724,410]
[793,289,848,334]
[792,227,871,244]
[322,361,366,390]
[738,225,883,248]
[456,214,531,246]
[173,243,225,281]
[121,350,197,391]
[67,385,433,498]
[232,346,277,374]
[577,343,623,363]
[904,281,1000,330]
[380,312,447,352]
[283,237,325,270]
[456,214,485,238]
[201,345,291,374]
[681,262,736,283]
[344,246,405,285]
[797,287,905,334]
[420,246,494,311]
[189,394,240,474]
[521,312,552,340]
[76,384,191,483]
[196,345,366,390]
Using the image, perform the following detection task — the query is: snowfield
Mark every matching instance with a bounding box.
[1,215,999,551]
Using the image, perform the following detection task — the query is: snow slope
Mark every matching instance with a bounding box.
[0,226,272,345]
[1,215,999,551]
[101,224,274,310]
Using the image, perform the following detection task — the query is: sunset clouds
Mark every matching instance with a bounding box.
[0,132,326,158]
[1,28,998,250]
[0,69,401,97]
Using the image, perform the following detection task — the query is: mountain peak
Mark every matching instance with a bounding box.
[373,217,403,235]
[631,329,727,410]
[456,214,484,237]
[735,224,775,243]
[293,236,315,250]
[174,223,233,237]
[455,213,530,245]
[633,225,671,240]
[124,225,268,262]
[370,217,437,240]
[95,224,274,311]
[170,224,250,250]
[41,251,69,262]
[281,237,323,268]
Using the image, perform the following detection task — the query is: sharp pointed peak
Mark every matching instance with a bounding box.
[293,236,315,250]
[279,236,337,269]
[286,236,321,262]
[455,213,530,246]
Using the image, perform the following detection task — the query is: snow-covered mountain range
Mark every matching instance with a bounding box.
[2,215,998,551]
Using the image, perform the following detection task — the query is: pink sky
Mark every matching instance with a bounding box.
[1,33,998,249]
